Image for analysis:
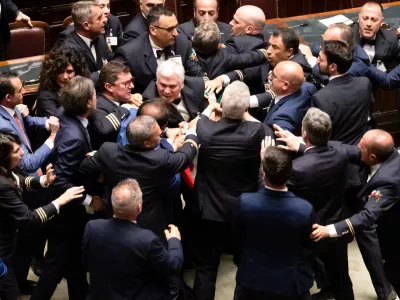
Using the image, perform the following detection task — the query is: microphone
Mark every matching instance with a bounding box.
[288,21,309,29]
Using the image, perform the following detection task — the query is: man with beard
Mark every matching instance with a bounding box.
[178,0,231,44]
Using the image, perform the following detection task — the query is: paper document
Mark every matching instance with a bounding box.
[319,15,353,27]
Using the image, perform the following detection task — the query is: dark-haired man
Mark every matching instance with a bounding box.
[234,145,314,300]
[178,0,231,43]
[89,61,140,149]
[113,5,204,94]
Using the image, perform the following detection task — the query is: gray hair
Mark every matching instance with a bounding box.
[111,178,143,218]
[328,23,355,51]
[301,107,332,146]
[126,115,157,147]
[156,60,184,84]
[192,20,220,54]
[221,81,250,119]
[72,1,98,29]
[60,75,95,116]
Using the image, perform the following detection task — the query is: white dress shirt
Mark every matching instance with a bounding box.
[77,33,97,62]
[149,36,166,65]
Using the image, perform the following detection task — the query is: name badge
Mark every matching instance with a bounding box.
[169,55,183,67]
[106,36,118,46]
[377,62,387,73]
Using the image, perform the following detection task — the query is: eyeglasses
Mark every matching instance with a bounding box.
[152,24,178,33]
[112,78,134,89]
[144,3,164,8]
[269,71,286,83]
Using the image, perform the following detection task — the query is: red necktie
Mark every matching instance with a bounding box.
[14,113,43,176]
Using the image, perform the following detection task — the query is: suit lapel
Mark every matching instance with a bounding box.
[181,86,198,119]
[264,93,294,123]
[0,106,31,150]
[72,32,97,67]
[374,31,388,63]
[144,36,158,76]
[72,116,93,151]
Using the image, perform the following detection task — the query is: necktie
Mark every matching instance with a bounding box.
[266,98,275,112]
[90,38,99,48]
[360,38,376,46]
[156,50,163,59]
[172,98,181,105]
[156,47,171,60]
[14,113,43,176]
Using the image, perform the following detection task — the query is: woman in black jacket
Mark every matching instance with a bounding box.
[35,46,90,118]
[0,132,84,300]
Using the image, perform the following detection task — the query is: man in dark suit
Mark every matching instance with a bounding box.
[31,76,104,300]
[79,114,199,239]
[114,6,204,94]
[192,20,268,79]
[178,0,231,44]
[234,146,314,300]
[61,1,111,75]
[122,0,164,44]
[353,1,400,71]
[262,61,316,135]
[142,60,208,128]
[83,178,184,300]
[192,82,273,300]
[89,61,139,149]
[311,129,400,296]
[205,28,312,113]
[0,0,32,56]
[311,40,373,145]
[57,0,123,51]
[286,108,355,300]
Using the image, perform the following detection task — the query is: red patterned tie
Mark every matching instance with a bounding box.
[13,113,43,176]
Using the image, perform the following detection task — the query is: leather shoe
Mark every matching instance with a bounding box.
[31,257,43,277]
[312,288,335,300]
[18,280,37,295]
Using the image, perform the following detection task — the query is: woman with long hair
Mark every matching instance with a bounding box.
[35,46,90,118]
[0,132,84,299]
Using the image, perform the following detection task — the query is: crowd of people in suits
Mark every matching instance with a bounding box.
[1,0,400,299]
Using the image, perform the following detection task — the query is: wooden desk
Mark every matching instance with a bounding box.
[265,2,400,144]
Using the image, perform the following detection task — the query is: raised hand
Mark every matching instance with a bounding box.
[56,186,85,206]
[44,163,56,186]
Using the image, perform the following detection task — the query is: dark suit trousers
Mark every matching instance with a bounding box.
[356,225,392,299]
[0,261,21,300]
[193,220,236,300]
[30,224,88,300]
[233,284,311,300]
[315,238,354,300]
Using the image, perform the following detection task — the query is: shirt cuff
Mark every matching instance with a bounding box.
[220,75,230,87]
[82,194,92,206]
[327,224,338,238]
[44,139,54,150]
[202,107,212,118]
[249,95,259,108]
[307,56,317,68]
[186,128,197,136]
[52,201,60,213]
[45,119,50,131]
[121,103,136,110]
[39,175,49,188]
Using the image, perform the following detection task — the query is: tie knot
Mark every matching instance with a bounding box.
[156,49,163,59]
[172,98,181,105]
[90,38,99,48]
[360,38,376,46]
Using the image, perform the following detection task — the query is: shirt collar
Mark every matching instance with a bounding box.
[370,163,381,178]
[102,94,120,107]
[1,105,16,117]
[77,32,93,49]
[329,73,347,81]
[274,92,294,104]
[77,116,89,128]
[149,35,163,50]
[304,145,316,153]
[265,185,288,192]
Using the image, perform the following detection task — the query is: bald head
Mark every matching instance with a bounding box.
[323,23,355,51]
[270,61,303,96]
[359,2,383,39]
[230,5,265,36]
[359,129,394,165]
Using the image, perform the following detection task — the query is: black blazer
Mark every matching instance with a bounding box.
[83,218,183,300]
[46,111,93,232]
[225,34,268,54]
[56,14,123,50]
[352,22,400,71]
[287,143,359,225]
[35,89,60,118]
[122,12,148,45]
[61,31,111,73]
[89,93,130,149]
[178,19,231,44]
[113,33,204,94]
[0,174,57,261]
[196,48,267,79]
[194,115,273,223]
[0,0,19,45]
[78,136,199,238]
[311,73,373,145]
[142,77,208,127]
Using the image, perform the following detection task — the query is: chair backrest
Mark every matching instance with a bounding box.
[5,21,50,60]
[62,16,73,30]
